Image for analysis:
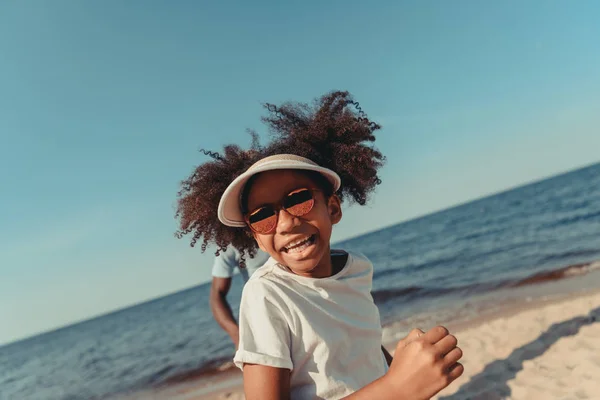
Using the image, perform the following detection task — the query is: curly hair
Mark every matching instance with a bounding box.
[175,90,385,261]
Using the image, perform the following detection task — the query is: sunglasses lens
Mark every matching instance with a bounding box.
[248,207,277,234]
[246,189,315,234]
[284,189,314,217]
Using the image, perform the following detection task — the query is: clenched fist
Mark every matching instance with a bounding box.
[383,326,463,400]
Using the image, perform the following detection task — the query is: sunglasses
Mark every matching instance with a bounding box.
[244,188,321,234]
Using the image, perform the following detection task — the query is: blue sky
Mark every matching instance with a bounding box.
[1,1,600,345]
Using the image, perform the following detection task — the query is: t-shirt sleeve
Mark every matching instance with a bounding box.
[233,281,293,371]
[211,248,238,278]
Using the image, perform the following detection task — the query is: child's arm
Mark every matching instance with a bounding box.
[235,282,294,399]
[243,364,290,400]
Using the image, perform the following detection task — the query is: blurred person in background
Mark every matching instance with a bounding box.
[210,246,270,349]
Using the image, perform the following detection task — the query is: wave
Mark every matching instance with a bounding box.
[510,260,600,287]
[454,225,507,243]
[371,260,600,305]
[371,281,503,305]
[537,248,600,264]
[372,254,466,280]
[541,209,600,229]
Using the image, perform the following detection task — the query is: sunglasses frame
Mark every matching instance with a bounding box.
[244,187,323,234]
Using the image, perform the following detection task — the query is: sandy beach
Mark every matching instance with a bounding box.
[139,287,600,400]
[432,289,600,400]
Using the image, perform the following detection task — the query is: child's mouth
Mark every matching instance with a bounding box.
[283,235,316,254]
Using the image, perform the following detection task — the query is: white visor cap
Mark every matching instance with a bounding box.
[217,154,341,227]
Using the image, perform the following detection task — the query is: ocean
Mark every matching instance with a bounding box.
[2,162,600,400]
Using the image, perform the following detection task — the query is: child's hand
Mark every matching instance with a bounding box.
[383,326,463,400]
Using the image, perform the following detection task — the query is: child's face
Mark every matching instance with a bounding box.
[245,169,342,278]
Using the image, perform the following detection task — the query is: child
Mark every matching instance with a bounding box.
[176,91,463,399]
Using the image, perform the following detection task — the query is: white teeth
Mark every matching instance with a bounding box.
[287,240,312,254]
[284,235,312,252]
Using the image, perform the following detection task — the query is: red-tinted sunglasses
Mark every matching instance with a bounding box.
[244,188,320,234]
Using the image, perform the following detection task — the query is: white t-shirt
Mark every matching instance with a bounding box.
[234,251,388,399]
[211,246,270,282]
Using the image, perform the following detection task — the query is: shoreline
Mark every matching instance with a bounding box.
[381,264,600,345]
[118,268,600,399]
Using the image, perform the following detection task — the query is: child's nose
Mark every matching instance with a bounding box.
[276,208,300,233]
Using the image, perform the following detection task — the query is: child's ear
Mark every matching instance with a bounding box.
[328,194,343,225]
